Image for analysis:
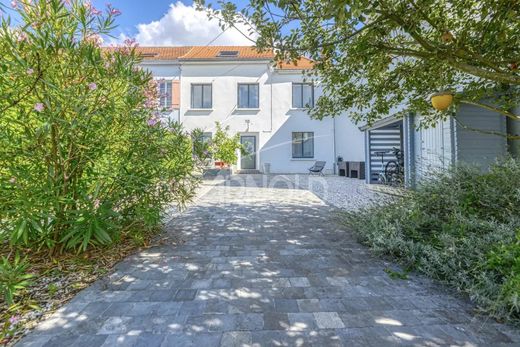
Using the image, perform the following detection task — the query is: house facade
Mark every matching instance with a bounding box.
[137,46,365,174]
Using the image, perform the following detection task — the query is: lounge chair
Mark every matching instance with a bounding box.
[308,161,326,175]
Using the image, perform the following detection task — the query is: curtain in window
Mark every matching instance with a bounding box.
[159,81,172,109]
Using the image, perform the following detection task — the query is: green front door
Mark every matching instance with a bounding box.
[240,136,256,170]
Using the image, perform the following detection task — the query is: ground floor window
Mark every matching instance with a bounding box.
[201,132,212,144]
[292,132,314,158]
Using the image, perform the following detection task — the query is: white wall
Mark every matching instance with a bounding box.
[334,115,365,162]
[140,60,365,174]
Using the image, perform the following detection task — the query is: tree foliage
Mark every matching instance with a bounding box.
[211,122,243,166]
[190,128,213,168]
[0,0,198,253]
[205,0,520,135]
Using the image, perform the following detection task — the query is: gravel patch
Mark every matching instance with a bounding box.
[279,174,389,210]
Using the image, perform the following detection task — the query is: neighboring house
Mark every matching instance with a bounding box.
[360,104,508,187]
[135,46,365,174]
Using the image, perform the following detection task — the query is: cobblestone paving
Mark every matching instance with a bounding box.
[18,175,520,346]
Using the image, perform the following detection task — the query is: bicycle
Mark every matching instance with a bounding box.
[374,147,404,186]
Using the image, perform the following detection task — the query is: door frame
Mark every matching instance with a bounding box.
[239,134,258,170]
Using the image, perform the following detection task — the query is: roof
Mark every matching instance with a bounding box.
[277,57,314,70]
[179,46,273,60]
[134,46,193,60]
[119,45,313,70]
[359,116,401,131]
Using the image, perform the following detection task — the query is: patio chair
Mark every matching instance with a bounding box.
[308,161,326,175]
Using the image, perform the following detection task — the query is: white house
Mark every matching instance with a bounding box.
[136,46,365,174]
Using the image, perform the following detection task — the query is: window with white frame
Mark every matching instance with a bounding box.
[238,83,259,109]
[191,84,212,109]
[158,80,172,109]
[292,132,314,158]
[292,83,314,108]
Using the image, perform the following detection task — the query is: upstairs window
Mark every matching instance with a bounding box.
[191,84,212,109]
[292,83,314,108]
[238,83,259,109]
[292,132,314,158]
[158,80,172,109]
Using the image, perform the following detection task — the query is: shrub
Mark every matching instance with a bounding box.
[0,0,198,254]
[211,122,243,166]
[0,254,33,305]
[342,158,520,323]
[191,128,213,168]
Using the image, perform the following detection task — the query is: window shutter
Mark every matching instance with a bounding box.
[172,80,180,109]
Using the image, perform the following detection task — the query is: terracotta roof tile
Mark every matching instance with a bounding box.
[179,46,273,60]
[277,57,314,70]
[108,45,313,69]
[134,46,193,60]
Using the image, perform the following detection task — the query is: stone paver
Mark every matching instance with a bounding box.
[17,175,520,346]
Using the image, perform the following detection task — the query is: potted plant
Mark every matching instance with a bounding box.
[201,122,243,178]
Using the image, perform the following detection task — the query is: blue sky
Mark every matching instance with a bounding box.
[88,0,195,39]
[0,0,255,46]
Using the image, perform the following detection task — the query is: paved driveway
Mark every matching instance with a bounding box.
[19,175,520,346]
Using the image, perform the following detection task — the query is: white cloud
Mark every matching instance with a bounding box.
[134,2,256,46]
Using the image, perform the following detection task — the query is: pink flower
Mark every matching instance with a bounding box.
[84,34,102,46]
[11,1,17,9]
[9,315,20,325]
[110,8,121,15]
[16,31,28,42]
[123,38,137,47]
[27,68,34,75]
[88,82,97,90]
[147,117,159,127]
[34,103,44,112]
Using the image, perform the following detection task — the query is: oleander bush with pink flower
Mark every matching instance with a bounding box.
[0,0,198,256]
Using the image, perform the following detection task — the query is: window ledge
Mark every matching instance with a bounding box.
[236,108,260,111]
[291,158,315,161]
[289,108,310,111]
[187,108,213,112]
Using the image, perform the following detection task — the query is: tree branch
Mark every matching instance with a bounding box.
[459,99,520,121]
[0,54,43,113]
[453,116,520,140]
[378,4,520,84]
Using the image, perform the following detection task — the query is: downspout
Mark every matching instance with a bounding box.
[508,105,520,157]
[178,64,182,124]
[269,64,273,132]
[333,117,337,175]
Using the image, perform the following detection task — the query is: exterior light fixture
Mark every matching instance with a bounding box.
[431,91,454,111]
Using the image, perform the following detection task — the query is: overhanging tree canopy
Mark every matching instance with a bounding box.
[201,0,520,139]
